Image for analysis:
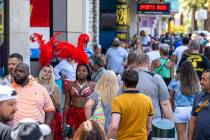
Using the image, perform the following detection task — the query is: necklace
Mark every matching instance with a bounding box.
[77,81,87,89]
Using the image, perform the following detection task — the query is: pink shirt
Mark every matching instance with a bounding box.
[11,80,55,126]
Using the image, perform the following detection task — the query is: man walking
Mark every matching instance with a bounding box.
[178,39,210,79]
[188,70,210,140]
[105,38,128,74]
[146,41,160,64]
[0,86,17,140]
[135,53,173,120]
[11,63,55,126]
[172,36,189,66]
[108,70,154,140]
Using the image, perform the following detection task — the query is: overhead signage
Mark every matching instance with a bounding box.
[116,0,129,42]
[165,0,179,13]
[137,2,171,14]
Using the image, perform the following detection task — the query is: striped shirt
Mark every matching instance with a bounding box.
[11,80,55,126]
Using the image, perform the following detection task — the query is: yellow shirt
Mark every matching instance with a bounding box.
[112,90,154,140]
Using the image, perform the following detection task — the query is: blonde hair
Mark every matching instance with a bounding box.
[38,65,55,93]
[94,70,119,105]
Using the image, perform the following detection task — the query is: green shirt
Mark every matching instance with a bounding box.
[154,58,171,78]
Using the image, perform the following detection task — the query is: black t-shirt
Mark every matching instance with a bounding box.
[0,122,11,140]
[191,92,210,140]
[161,36,173,46]
[178,53,210,79]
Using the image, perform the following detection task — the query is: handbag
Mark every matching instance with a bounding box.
[91,97,105,128]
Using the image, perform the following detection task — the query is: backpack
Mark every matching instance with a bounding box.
[91,97,105,128]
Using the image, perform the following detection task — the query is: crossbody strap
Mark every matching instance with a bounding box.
[195,99,209,113]
[156,58,168,74]
[92,69,104,81]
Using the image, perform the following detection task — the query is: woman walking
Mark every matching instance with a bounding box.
[84,70,119,133]
[151,43,174,86]
[168,61,200,140]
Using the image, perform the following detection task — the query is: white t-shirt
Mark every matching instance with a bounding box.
[146,51,160,64]
[54,59,78,81]
[173,46,188,65]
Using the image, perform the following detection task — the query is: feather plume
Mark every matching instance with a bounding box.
[30,33,60,66]
[77,33,90,49]
[30,32,89,65]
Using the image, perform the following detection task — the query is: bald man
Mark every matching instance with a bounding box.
[11,63,55,127]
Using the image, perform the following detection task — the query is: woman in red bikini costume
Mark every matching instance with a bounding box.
[63,64,95,138]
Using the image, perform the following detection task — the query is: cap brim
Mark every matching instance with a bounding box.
[0,96,16,102]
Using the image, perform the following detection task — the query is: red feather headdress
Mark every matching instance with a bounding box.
[54,33,89,64]
[77,33,90,48]
[30,32,60,66]
[30,32,90,65]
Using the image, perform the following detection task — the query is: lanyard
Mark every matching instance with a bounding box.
[195,99,209,113]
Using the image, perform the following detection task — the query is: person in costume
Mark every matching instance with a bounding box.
[31,32,91,139]
[63,64,95,138]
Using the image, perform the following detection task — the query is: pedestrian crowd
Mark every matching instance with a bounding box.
[0,31,210,140]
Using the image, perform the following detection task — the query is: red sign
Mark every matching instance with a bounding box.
[30,0,50,58]
[137,3,170,14]
[30,0,50,27]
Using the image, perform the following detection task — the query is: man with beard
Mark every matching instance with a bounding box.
[0,86,17,140]
[2,53,23,85]
[11,63,55,127]
[188,70,210,140]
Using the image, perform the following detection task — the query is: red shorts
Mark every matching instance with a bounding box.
[51,112,63,140]
[65,107,86,130]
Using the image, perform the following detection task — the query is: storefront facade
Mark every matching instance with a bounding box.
[0,0,9,78]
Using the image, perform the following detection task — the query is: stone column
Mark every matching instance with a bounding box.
[9,0,30,65]
[129,0,137,39]
[168,17,173,33]
[52,0,67,41]
[204,0,210,31]
[89,0,99,45]
[67,0,89,45]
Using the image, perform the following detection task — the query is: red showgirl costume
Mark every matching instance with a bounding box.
[31,32,90,139]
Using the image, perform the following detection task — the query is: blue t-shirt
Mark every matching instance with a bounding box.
[85,47,93,59]
[168,79,194,108]
[191,92,210,140]
[105,47,128,74]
